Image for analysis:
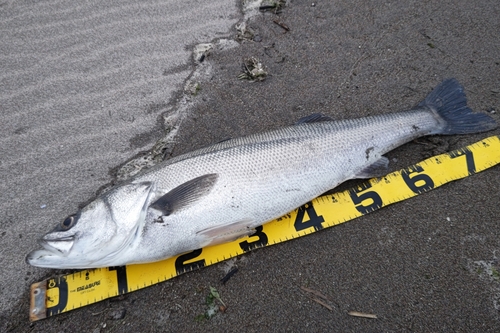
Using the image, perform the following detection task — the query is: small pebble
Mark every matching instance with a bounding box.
[108,308,127,320]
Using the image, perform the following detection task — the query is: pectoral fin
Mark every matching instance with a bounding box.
[150,174,218,215]
[196,219,257,247]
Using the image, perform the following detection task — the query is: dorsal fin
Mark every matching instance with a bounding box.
[150,174,218,215]
[216,137,232,144]
[295,113,334,125]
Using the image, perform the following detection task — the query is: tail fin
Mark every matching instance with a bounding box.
[419,78,497,135]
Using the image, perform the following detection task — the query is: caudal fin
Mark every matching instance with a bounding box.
[419,78,497,135]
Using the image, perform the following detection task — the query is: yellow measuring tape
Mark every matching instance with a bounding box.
[29,135,500,321]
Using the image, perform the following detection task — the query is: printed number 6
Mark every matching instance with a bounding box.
[402,165,434,194]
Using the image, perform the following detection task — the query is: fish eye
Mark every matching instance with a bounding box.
[60,215,76,230]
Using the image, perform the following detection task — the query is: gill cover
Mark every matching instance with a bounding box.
[26,181,155,268]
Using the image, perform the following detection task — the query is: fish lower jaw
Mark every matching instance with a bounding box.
[25,249,77,268]
[26,250,105,269]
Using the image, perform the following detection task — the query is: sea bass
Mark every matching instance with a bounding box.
[26,79,497,269]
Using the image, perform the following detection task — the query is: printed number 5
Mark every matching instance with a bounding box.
[349,182,383,214]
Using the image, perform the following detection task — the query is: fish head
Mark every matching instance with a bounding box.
[26,182,154,269]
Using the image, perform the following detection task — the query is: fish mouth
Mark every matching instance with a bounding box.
[37,235,75,256]
[26,249,57,266]
[26,236,76,267]
[26,247,83,268]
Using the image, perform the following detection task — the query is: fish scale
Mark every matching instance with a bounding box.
[127,109,462,263]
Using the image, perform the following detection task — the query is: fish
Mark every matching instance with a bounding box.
[26,79,497,269]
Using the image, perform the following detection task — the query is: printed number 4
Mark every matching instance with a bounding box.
[294,202,325,232]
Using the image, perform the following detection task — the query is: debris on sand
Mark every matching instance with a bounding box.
[238,57,268,81]
[197,286,227,320]
[312,298,333,311]
[221,267,239,284]
[236,22,257,41]
[348,311,378,319]
[259,0,287,14]
[273,18,290,32]
[300,286,337,312]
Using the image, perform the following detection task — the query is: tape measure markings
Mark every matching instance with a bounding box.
[30,135,500,321]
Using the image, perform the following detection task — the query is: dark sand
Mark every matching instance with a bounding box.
[2,0,500,332]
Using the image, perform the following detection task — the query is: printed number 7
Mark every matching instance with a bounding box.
[449,148,476,175]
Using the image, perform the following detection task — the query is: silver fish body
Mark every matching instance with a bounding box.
[26,79,497,268]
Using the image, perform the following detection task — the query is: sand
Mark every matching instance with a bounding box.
[0,0,240,323]
[1,0,499,331]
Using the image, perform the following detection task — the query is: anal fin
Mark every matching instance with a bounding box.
[356,156,389,178]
